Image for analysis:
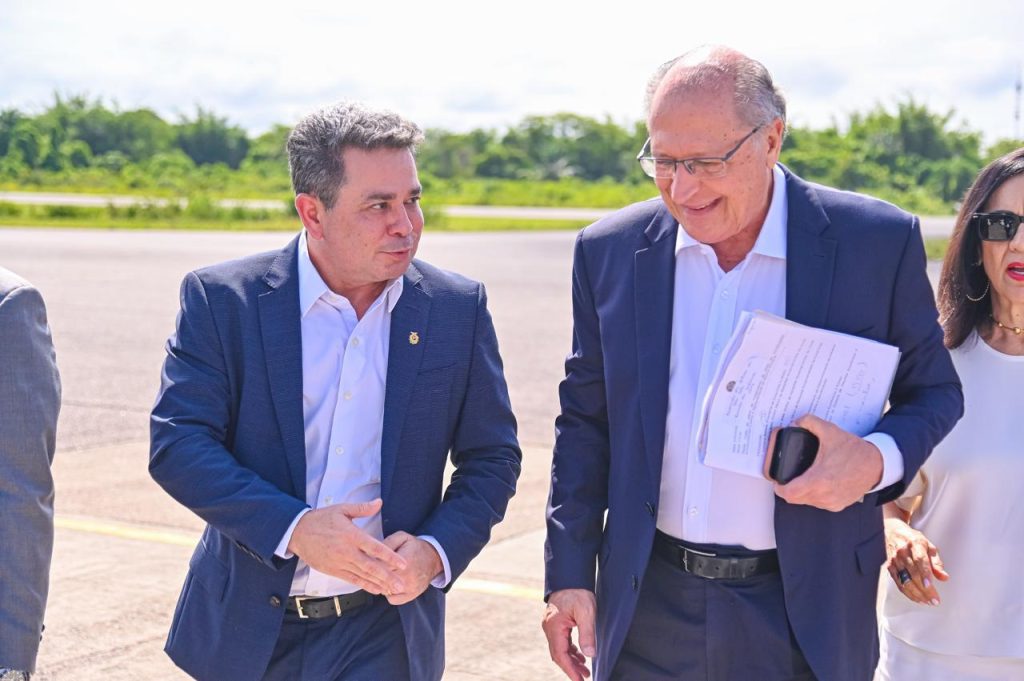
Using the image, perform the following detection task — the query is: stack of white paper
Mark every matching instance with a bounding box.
[696,311,900,479]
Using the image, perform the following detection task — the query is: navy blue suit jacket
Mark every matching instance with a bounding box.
[150,236,521,681]
[545,168,963,681]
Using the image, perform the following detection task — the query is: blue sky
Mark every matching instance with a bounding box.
[3,0,1023,143]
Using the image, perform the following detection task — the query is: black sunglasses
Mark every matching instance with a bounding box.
[970,211,1024,241]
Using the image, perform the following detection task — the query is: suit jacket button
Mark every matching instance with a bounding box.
[632,575,639,591]
[645,501,655,517]
[269,596,282,608]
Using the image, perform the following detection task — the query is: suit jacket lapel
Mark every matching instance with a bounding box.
[784,168,837,328]
[259,236,306,498]
[381,264,430,501]
[635,207,678,485]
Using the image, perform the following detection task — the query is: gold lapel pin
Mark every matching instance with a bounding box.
[409,331,420,345]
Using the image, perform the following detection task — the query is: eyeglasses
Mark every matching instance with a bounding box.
[636,125,763,180]
[970,211,1024,241]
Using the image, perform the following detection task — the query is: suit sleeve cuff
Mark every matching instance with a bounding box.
[274,508,311,559]
[864,432,904,493]
[418,535,452,588]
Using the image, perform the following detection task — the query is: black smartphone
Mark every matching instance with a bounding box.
[768,426,819,484]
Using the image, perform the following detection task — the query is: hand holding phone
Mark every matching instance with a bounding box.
[768,426,819,484]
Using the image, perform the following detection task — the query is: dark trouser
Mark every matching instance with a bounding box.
[262,595,410,681]
[611,537,816,681]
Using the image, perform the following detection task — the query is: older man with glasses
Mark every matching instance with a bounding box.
[542,45,963,681]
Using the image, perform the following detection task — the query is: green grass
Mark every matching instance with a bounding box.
[0,201,297,231]
[924,237,949,261]
[427,177,655,208]
[434,216,586,231]
[0,172,294,200]
[0,214,300,231]
[0,215,590,232]
[1,174,650,208]
[0,201,589,233]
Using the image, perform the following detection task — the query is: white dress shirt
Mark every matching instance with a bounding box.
[275,231,450,596]
[657,165,903,549]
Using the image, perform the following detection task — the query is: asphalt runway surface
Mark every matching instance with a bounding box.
[2,226,574,680]
[1,226,942,680]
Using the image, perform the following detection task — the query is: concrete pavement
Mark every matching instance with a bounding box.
[1,225,943,680]
[2,227,572,680]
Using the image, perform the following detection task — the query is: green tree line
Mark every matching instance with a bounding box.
[1,94,1020,212]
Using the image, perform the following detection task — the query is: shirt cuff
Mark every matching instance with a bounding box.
[418,535,452,588]
[274,508,312,559]
[864,432,904,493]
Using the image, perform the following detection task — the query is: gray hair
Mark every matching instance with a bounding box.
[644,47,787,137]
[287,101,424,209]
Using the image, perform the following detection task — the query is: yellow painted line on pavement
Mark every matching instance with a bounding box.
[55,515,198,547]
[55,515,544,602]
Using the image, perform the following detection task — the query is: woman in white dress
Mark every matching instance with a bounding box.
[876,147,1024,680]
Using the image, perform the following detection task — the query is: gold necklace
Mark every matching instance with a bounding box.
[991,314,1024,335]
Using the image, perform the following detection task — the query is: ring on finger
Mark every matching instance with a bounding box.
[897,568,912,585]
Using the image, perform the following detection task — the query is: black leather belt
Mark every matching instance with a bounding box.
[653,530,779,580]
[286,590,373,619]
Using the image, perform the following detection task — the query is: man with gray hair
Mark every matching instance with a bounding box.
[150,101,521,680]
[543,46,961,680]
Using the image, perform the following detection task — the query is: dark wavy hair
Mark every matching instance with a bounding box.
[937,146,1024,349]
[287,102,423,210]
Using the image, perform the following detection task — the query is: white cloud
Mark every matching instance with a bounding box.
[2,0,1023,143]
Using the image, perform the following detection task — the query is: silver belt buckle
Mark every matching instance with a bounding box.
[294,595,343,618]
[681,546,716,574]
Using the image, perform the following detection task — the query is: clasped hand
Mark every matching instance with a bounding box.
[762,414,883,512]
[884,517,948,606]
[288,498,442,604]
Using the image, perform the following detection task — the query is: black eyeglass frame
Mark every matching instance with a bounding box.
[636,125,763,179]
[970,211,1024,241]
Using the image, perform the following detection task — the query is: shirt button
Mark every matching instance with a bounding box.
[689,507,699,517]
[351,337,361,347]
[335,447,344,455]
[324,496,333,505]
[712,344,722,354]
[720,289,730,299]
[343,391,353,400]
